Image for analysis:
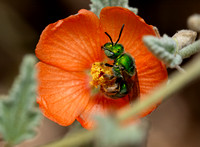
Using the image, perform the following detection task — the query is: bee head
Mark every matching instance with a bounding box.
[102,24,125,59]
[102,43,124,59]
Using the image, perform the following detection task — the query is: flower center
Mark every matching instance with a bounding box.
[90,62,114,87]
[90,62,128,99]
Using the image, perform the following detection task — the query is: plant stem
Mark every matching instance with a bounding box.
[42,130,95,147]
[4,143,13,147]
[109,0,112,6]
[175,65,186,73]
[179,40,200,59]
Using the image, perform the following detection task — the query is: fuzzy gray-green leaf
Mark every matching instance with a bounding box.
[178,40,200,59]
[0,55,41,145]
[90,0,138,17]
[143,35,182,68]
[95,116,147,147]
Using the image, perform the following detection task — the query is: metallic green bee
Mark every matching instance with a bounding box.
[101,24,140,101]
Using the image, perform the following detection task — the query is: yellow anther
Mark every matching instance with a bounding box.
[90,62,113,87]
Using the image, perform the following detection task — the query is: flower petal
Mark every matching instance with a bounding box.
[77,94,129,129]
[100,7,154,50]
[37,62,90,126]
[136,55,167,96]
[36,9,104,72]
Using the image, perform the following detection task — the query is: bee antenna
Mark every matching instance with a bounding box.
[105,32,114,46]
[115,24,125,45]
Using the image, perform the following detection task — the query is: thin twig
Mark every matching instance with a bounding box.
[42,130,95,147]
[109,0,112,6]
[175,65,186,73]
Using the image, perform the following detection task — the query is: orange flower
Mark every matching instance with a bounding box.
[35,7,167,129]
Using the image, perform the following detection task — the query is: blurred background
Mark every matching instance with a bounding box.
[0,0,200,146]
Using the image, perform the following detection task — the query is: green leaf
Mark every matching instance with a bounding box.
[94,116,147,147]
[143,35,182,68]
[90,0,138,17]
[178,40,200,59]
[0,55,41,145]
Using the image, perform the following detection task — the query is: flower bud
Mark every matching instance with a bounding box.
[187,14,200,32]
[172,30,197,50]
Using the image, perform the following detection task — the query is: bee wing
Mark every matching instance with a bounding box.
[123,70,140,104]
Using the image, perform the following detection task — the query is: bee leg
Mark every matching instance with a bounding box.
[119,81,128,95]
[105,63,113,67]
[101,82,120,97]
[113,65,124,78]
[111,79,128,98]
[103,74,114,80]
[103,82,119,93]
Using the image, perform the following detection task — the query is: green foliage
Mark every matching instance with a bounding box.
[143,34,200,69]
[0,55,41,146]
[95,116,147,147]
[90,0,138,17]
[42,117,147,147]
[143,35,182,68]
[179,40,200,59]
